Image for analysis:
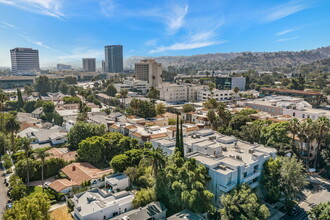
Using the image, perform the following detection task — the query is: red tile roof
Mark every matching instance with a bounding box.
[48,179,77,192]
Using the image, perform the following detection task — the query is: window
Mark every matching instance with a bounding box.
[254,165,259,172]
[243,172,247,178]
[302,114,305,118]
[293,112,295,117]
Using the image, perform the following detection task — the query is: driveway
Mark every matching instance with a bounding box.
[0,162,8,220]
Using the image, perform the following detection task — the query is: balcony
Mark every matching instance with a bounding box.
[218,181,237,192]
[243,170,261,183]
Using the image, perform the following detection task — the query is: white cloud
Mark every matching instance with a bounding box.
[19,34,63,53]
[0,0,63,18]
[264,1,308,22]
[100,0,188,34]
[166,4,188,34]
[0,21,16,28]
[275,29,294,36]
[145,39,158,46]
[276,36,298,42]
[149,40,224,54]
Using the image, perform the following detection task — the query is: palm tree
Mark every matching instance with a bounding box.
[20,137,32,185]
[144,147,166,176]
[217,103,231,127]
[288,118,300,143]
[34,149,52,192]
[313,116,330,168]
[233,87,239,101]
[4,115,20,153]
[208,82,215,99]
[119,89,128,108]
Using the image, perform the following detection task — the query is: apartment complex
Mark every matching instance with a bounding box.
[57,64,72,71]
[152,129,276,203]
[240,95,330,120]
[105,45,123,73]
[10,48,40,75]
[197,88,234,102]
[82,58,96,72]
[134,59,162,88]
[260,88,327,107]
[158,83,204,102]
[0,76,35,89]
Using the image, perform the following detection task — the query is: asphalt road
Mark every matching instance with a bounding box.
[0,162,8,220]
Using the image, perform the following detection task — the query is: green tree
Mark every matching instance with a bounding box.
[110,154,130,172]
[144,147,166,176]
[59,82,69,94]
[182,104,195,113]
[133,188,156,208]
[23,100,37,113]
[155,103,166,115]
[67,122,106,150]
[288,118,300,144]
[34,148,52,192]
[69,87,76,96]
[53,112,63,126]
[229,114,251,131]
[63,96,80,104]
[17,88,24,110]
[260,121,290,152]
[128,99,156,118]
[314,116,330,168]
[20,137,32,185]
[8,175,27,201]
[155,154,214,214]
[34,75,51,95]
[308,202,330,220]
[4,193,50,220]
[217,103,231,127]
[220,184,270,220]
[0,91,8,133]
[146,87,160,99]
[106,84,117,97]
[262,158,282,203]
[4,115,20,152]
[280,156,307,204]
[119,89,128,107]
[203,98,219,109]
[64,76,77,85]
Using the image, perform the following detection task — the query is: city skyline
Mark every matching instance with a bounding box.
[0,0,330,67]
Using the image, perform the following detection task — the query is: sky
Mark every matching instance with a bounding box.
[0,0,330,68]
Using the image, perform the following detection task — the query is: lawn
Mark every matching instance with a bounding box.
[50,206,73,220]
[27,186,43,197]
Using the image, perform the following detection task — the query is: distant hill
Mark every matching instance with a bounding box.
[124,46,330,74]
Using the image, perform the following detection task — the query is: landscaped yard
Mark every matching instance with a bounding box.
[50,206,73,220]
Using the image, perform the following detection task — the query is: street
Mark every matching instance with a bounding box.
[0,162,8,220]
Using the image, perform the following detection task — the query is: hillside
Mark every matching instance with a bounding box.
[124,46,330,73]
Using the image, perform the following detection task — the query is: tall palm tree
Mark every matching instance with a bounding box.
[20,137,32,185]
[4,115,20,153]
[119,89,128,108]
[217,103,231,127]
[233,87,239,103]
[34,149,52,192]
[288,118,300,152]
[144,147,166,176]
[313,116,330,168]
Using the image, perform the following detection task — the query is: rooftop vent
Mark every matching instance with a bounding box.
[219,165,227,170]
[236,155,242,160]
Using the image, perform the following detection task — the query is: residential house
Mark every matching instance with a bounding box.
[113,202,167,220]
[72,189,134,220]
[32,107,43,119]
[168,209,202,220]
[104,173,130,193]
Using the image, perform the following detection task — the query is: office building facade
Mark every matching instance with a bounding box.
[134,59,162,88]
[57,64,72,71]
[10,48,40,75]
[104,45,123,73]
[82,58,96,72]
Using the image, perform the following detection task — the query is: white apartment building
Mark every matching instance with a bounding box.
[197,88,234,102]
[239,95,330,120]
[73,189,134,220]
[152,129,276,204]
[123,77,150,94]
[135,59,162,88]
[158,83,204,103]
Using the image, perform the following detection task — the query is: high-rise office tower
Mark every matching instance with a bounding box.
[82,58,96,72]
[104,45,123,73]
[10,48,40,75]
[102,60,105,73]
[135,59,162,88]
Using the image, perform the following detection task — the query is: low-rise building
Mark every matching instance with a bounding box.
[72,189,134,220]
[113,202,167,220]
[105,173,130,193]
[168,209,202,220]
[197,88,234,102]
[158,83,204,103]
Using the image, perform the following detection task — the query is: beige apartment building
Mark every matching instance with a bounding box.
[134,59,162,88]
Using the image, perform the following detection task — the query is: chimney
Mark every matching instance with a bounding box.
[72,165,76,171]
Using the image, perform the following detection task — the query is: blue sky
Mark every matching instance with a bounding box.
[0,0,330,68]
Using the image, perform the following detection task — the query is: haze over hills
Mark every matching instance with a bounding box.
[125,46,330,73]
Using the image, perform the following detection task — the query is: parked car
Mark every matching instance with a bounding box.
[6,202,13,209]
[288,205,299,216]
